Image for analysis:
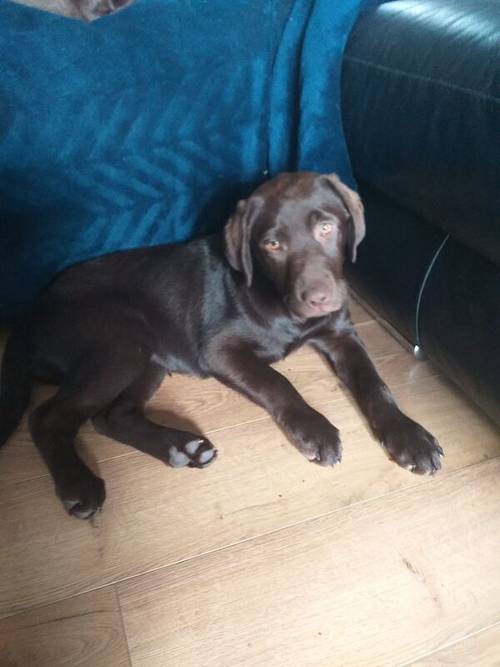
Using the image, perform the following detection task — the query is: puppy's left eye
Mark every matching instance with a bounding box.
[318,222,333,236]
[264,239,282,252]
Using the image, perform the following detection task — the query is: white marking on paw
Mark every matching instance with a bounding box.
[63,500,80,514]
[169,446,190,467]
[62,499,97,519]
[199,449,215,464]
[185,439,203,456]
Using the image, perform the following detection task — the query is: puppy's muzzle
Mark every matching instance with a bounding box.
[291,276,346,318]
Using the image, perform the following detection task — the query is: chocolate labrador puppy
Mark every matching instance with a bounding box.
[0,172,443,518]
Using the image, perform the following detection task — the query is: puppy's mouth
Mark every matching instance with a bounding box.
[286,291,346,320]
[293,301,342,319]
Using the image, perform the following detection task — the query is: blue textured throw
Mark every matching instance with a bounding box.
[0,0,375,321]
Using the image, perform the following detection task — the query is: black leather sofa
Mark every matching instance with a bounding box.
[341,0,500,426]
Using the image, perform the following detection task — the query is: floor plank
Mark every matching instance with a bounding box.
[2,303,499,666]
[0,586,130,667]
[1,370,498,619]
[348,295,374,325]
[407,622,500,666]
[117,458,500,667]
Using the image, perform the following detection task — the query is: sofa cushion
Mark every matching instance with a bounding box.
[420,237,500,426]
[346,181,445,343]
[342,0,500,266]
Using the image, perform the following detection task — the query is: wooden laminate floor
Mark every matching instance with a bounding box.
[1,299,499,666]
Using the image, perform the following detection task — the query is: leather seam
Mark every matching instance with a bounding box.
[344,56,500,104]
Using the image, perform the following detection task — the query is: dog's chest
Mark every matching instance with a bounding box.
[251,318,307,363]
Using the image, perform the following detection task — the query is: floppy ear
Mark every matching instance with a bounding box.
[325,173,366,262]
[224,197,261,286]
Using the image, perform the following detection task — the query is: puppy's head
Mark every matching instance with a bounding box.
[224,171,365,319]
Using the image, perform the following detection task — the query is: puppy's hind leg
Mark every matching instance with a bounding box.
[92,365,217,469]
[29,347,146,519]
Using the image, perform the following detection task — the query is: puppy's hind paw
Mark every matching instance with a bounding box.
[59,475,106,519]
[168,438,217,469]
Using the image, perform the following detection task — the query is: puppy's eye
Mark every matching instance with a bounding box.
[318,222,333,236]
[264,239,281,252]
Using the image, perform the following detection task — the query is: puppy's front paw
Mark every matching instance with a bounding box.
[380,414,443,475]
[286,411,342,467]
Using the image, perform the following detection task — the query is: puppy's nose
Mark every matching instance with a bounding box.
[304,288,331,308]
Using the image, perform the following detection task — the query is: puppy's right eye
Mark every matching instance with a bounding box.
[264,239,281,252]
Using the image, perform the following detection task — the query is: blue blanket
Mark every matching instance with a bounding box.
[0,0,376,321]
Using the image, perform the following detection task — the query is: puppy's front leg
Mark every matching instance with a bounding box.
[207,346,341,466]
[311,321,444,474]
